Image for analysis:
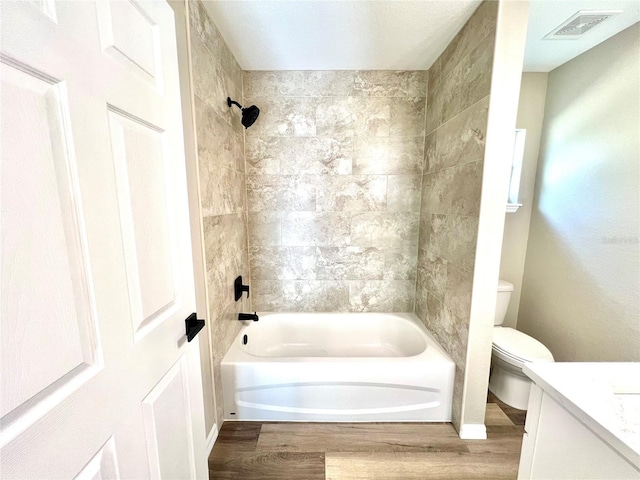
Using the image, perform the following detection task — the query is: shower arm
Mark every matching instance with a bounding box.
[227,97,243,110]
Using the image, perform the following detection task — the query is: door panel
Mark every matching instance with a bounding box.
[108,109,178,340]
[74,437,121,480]
[0,57,102,443]
[142,356,195,480]
[96,0,160,85]
[0,1,206,478]
[29,0,58,23]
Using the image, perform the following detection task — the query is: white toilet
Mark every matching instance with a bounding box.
[489,280,554,410]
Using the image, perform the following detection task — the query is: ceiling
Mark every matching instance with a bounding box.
[203,1,640,72]
[202,0,483,71]
[524,0,640,71]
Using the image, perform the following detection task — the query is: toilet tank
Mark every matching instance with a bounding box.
[495,280,514,326]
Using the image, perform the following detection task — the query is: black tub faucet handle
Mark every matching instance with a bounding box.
[234,275,250,301]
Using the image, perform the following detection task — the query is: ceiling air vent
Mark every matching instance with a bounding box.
[544,10,622,40]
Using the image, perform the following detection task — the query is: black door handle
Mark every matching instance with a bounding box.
[185,313,205,342]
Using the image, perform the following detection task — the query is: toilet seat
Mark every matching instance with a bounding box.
[492,327,554,365]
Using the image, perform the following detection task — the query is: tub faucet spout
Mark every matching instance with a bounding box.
[238,312,259,322]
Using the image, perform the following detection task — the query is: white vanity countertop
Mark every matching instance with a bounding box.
[523,362,640,469]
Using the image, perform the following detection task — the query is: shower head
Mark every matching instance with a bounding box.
[227,97,260,129]
[241,104,260,129]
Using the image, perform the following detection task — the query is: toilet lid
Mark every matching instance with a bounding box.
[493,328,554,363]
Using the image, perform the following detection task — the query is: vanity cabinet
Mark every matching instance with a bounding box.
[518,363,640,480]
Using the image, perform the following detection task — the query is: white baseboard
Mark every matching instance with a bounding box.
[206,423,219,456]
[458,423,487,440]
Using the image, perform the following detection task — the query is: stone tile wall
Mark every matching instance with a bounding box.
[189,0,498,431]
[189,1,250,429]
[415,0,497,429]
[243,71,427,312]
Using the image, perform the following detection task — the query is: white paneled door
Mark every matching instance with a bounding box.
[0,1,207,478]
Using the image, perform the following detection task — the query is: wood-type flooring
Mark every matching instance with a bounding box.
[209,392,526,479]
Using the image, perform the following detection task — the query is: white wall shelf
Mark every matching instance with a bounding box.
[506,203,522,213]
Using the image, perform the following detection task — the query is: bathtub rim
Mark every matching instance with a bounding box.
[224,312,454,364]
[221,312,456,422]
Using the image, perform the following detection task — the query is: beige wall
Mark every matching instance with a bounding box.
[518,23,640,361]
[499,73,548,328]
[188,0,251,430]
[243,71,426,312]
[416,0,498,431]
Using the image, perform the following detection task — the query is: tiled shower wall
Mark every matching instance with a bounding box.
[189,1,250,430]
[244,71,427,312]
[415,0,497,429]
[190,0,498,431]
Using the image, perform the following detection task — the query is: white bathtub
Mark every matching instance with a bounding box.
[221,312,455,422]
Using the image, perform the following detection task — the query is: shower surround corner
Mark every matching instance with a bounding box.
[189,0,520,437]
[415,0,499,431]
